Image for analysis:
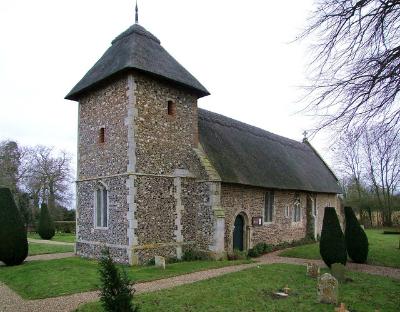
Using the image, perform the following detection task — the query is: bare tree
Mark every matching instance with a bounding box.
[363,126,400,226]
[0,141,20,193]
[301,0,400,135]
[23,146,74,218]
[335,126,400,226]
[334,131,374,224]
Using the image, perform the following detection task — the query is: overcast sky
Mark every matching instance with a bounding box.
[0,0,335,172]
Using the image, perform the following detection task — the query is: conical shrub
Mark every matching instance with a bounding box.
[38,203,55,240]
[0,187,28,266]
[345,206,368,263]
[320,207,347,267]
[99,248,139,312]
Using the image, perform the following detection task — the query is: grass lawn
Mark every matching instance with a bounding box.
[0,257,251,299]
[280,228,400,268]
[76,263,400,312]
[28,242,74,256]
[28,232,76,243]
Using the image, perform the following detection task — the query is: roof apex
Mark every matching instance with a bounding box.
[112,24,160,45]
[65,24,209,101]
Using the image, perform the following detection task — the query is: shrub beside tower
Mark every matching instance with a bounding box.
[99,248,139,312]
[320,207,347,267]
[38,203,55,240]
[0,187,28,266]
[344,206,369,263]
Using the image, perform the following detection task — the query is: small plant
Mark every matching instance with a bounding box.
[247,238,315,258]
[344,206,369,263]
[227,249,248,260]
[145,258,155,266]
[259,242,273,253]
[166,257,181,264]
[182,248,211,261]
[247,247,260,258]
[37,203,55,240]
[0,187,28,266]
[247,242,273,258]
[99,248,139,312]
[320,207,347,267]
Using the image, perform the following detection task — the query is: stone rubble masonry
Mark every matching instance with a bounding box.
[75,70,341,265]
[76,72,216,264]
[76,76,131,264]
[221,183,339,251]
[132,73,213,263]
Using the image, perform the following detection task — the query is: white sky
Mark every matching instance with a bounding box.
[0,0,335,173]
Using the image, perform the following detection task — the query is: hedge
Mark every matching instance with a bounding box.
[54,221,76,233]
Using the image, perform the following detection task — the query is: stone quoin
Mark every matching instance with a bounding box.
[65,16,342,264]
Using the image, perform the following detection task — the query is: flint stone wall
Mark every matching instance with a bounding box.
[132,73,213,263]
[76,76,131,263]
[133,73,207,178]
[75,72,215,264]
[221,183,339,251]
[78,77,129,178]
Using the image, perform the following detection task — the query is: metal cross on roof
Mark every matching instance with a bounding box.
[303,130,308,140]
[135,0,139,24]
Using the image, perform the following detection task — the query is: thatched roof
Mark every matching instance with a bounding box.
[65,24,209,101]
[198,109,341,194]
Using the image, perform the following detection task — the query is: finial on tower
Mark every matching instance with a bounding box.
[302,130,308,142]
[135,1,139,24]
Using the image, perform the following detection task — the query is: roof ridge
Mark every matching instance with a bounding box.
[112,24,160,45]
[198,108,309,152]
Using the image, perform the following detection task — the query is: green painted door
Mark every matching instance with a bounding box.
[233,215,244,251]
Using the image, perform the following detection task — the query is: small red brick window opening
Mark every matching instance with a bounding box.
[99,127,105,143]
[167,100,176,117]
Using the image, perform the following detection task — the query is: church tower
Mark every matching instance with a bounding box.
[65,13,224,264]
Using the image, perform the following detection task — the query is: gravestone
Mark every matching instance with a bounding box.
[307,263,320,278]
[331,263,346,283]
[317,273,338,304]
[154,256,166,269]
[335,303,349,312]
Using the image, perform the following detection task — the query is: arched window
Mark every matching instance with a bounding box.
[293,193,301,222]
[95,182,108,228]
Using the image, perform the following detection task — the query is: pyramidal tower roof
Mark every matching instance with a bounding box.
[65,23,209,100]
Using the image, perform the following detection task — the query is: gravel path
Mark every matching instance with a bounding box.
[26,252,75,262]
[28,239,75,246]
[259,250,400,280]
[1,251,399,312]
[0,262,259,312]
[0,253,74,267]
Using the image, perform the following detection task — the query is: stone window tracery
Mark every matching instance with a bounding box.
[293,193,301,222]
[264,191,274,223]
[285,205,290,218]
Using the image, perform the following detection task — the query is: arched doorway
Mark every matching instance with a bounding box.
[233,214,245,251]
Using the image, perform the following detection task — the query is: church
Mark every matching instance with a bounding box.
[66,11,342,265]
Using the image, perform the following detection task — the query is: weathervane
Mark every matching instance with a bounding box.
[135,0,139,24]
